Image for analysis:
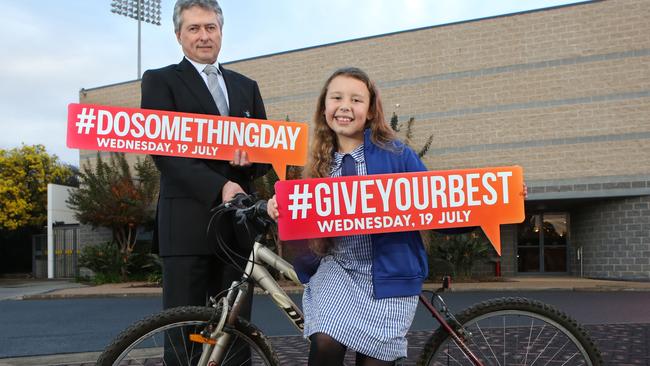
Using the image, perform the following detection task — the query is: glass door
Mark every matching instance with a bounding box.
[517,213,568,273]
[541,213,568,272]
[517,215,541,272]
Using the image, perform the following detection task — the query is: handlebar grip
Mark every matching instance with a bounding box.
[254,200,271,221]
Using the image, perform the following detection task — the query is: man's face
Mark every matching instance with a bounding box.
[176,6,222,64]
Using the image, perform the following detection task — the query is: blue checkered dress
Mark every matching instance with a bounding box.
[302,144,418,361]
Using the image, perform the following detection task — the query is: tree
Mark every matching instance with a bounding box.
[390,112,433,158]
[0,144,75,231]
[62,164,81,187]
[67,153,159,280]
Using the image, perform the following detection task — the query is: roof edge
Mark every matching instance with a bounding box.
[224,1,596,66]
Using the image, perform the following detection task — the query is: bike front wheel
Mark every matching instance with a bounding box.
[97,305,280,366]
[419,297,604,366]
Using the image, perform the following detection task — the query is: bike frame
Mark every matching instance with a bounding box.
[199,239,485,366]
[198,240,305,365]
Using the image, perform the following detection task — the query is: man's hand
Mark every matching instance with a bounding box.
[267,194,279,221]
[230,149,251,167]
[222,180,246,202]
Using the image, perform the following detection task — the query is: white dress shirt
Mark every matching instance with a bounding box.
[185,57,230,109]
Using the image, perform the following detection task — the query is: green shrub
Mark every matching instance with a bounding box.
[91,271,122,284]
[143,253,162,285]
[427,256,456,282]
[78,241,160,284]
[79,242,121,282]
[427,230,491,279]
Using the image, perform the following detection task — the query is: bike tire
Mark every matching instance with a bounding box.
[96,305,280,366]
[419,297,604,366]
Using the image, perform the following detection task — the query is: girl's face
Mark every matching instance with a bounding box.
[324,75,372,148]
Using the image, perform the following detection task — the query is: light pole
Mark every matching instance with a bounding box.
[111,0,162,79]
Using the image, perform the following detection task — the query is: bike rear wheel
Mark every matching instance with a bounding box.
[97,305,279,366]
[419,297,603,366]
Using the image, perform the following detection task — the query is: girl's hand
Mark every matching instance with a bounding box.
[523,183,528,199]
[267,194,279,221]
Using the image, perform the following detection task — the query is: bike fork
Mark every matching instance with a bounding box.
[194,282,248,366]
[419,294,485,366]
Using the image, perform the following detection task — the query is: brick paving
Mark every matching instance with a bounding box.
[590,324,650,365]
[49,323,649,365]
[267,325,650,365]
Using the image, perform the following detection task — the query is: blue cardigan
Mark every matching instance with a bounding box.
[294,129,428,299]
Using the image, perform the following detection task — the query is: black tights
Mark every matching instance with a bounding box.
[308,333,395,366]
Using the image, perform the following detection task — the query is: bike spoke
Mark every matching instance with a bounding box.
[523,318,535,365]
[423,299,601,366]
[441,342,466,365]
[464,330,499,365]
[165,329,184,366]
[559,352,580,366]
[181,326,190,366]
[542,338,571,366]
[502,316,505,366]
[101,315,276,366]
[474,321,502,366]
[525,323,547,365]
[529,330,558,366]
[221,337,252,366]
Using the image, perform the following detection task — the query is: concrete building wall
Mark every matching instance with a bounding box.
[223,0,650,279]
[78,81,142,169]
[499,226,518,276]
[572,195,650,280]
[78,0,650,279]
[223,0,650,184]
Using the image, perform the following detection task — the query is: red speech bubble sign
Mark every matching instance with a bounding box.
[275,166,525,255]
[66,103,308,179]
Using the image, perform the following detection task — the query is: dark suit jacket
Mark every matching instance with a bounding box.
[141,58,269,256]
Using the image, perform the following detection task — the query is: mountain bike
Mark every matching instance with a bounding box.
[96,194,604,365]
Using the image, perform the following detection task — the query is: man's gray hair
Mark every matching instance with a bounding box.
[173,0,224,33]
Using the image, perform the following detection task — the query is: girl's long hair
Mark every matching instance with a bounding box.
[305,67,397,255]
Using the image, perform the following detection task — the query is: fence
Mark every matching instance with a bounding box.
[32,224,80,278]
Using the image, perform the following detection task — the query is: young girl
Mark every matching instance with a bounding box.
[267,67,428,366]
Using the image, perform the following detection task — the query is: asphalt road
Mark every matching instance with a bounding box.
[1,291,649,358]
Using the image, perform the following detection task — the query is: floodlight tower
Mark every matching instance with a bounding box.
[111,0,162,79]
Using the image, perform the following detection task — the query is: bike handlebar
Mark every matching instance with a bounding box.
[227,193,272,226]
[209,193,274,239]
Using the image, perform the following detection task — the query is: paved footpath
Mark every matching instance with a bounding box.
[14,276,650,300]
[1,324,648,365]
[1,276,649,365]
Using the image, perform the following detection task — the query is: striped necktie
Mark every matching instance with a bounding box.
[203,64,229,116]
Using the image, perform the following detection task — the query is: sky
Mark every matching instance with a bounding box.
[0,0,588,166]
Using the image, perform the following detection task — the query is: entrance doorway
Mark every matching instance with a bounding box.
[517,213,568,273]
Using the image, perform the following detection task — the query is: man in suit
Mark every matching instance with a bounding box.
[141,0,267,332]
